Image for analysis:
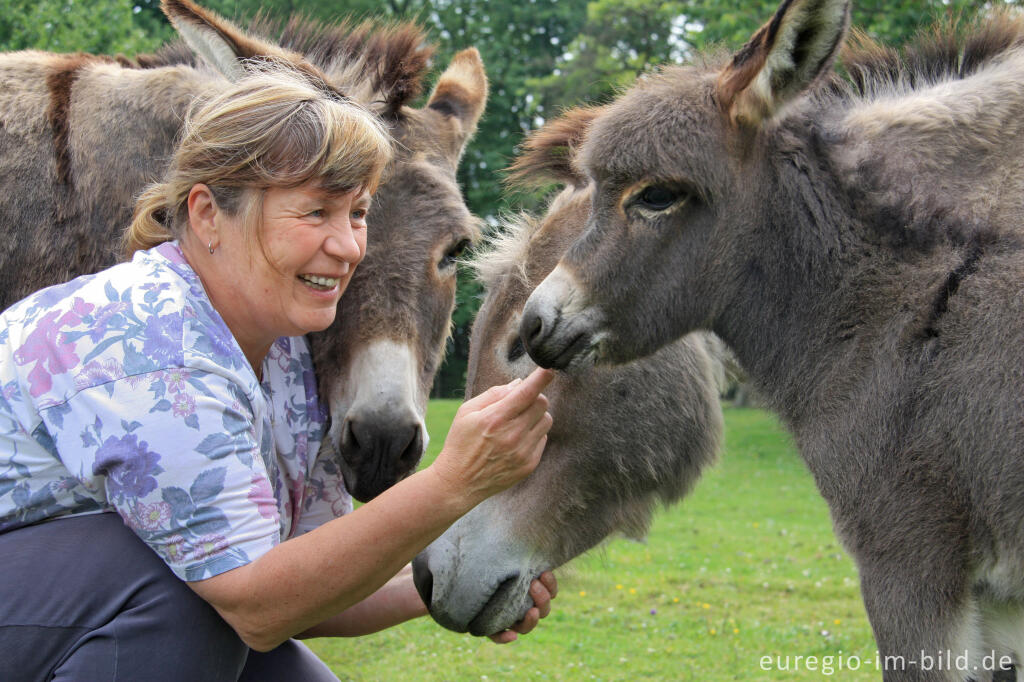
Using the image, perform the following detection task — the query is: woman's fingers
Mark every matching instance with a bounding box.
[538,571,558,599]
[488,629,518,644]
[511,606,540,635]
[462,377,520,411]
[487,368,553,420]
[529,579,552,619]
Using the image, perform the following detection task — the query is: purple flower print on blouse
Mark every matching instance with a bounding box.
[74,358,123,391]
[88,301,130,343]
[92,434,164,503]
[13,308,85,398]
[134,500,172,531]
[32,276,91,309]
[163,368,189,392]
[142,314,183,366]
[200,322,238,365]
[302,369,318,413]
[171,391,196,418]
[188,533,230,562]
[248,474,278,521]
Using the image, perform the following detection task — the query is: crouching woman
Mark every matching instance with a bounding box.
[0,65,555,681]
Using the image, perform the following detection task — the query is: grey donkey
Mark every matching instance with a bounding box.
[521,0,1024,679]
[413,108,724,637]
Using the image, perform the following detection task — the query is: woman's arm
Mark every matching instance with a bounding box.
[297,565,558,642]
[188,368,553,651]
[297,564,425,638]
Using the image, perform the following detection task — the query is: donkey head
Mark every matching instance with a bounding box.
[412,112,723,636]
[520,0,850,370]
[163,0,486,501]
[316,53,486,502]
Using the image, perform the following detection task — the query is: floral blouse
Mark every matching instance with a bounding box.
[0,242,352,580]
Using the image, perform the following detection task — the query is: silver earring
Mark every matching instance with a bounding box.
[208,240,215,255]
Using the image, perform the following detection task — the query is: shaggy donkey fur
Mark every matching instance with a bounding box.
[521,1,1024,679]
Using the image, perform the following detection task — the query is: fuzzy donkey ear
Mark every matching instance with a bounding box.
[717,0,850,127]
[506,106,605,190]
[161,0,300,81]
[426,48,488,163]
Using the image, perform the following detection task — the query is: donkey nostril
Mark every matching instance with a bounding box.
[399,425,422,466]
[344,419,360,450]
[523,313,544,345]
[507,337,526,363]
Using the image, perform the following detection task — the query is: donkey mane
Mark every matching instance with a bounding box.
[469,212,541,291]
[134,13,433,116]
[834,10,1024,102]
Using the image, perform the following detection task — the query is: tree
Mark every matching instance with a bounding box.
[0,0,166,53]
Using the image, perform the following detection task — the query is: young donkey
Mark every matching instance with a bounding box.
[521,0,1024,679]
[412,110,724,637]
[0,0,487,501]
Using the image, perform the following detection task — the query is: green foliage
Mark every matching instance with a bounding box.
[309,406,878,680]
[530,0,692,108]
[684,0,1016,49]
[0,0,167,53]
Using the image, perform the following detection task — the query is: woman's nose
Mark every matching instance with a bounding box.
[324,219,363,263]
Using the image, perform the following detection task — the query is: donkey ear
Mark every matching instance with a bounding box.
[426,48,488,162]
[717,0,850,127]
[161,0,296,81]
[506,106,605,190]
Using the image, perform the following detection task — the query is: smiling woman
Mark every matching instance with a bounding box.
[0,63,556,681]
[183,183,372,371]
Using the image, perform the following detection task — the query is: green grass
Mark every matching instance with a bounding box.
[307,405,880,680]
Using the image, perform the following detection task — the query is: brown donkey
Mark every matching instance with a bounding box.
[521,1,1024,678]
[0,0,487,501]
[412,111,724,636]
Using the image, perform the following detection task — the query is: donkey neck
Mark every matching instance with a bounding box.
[711,119,981,430]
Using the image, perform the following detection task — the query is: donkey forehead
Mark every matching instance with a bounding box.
[581,69,728,186]
[378,157,475,231]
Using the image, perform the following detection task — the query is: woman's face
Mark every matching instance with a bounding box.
[200,182,370,361]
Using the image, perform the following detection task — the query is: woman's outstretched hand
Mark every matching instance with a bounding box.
[430,367,554,508]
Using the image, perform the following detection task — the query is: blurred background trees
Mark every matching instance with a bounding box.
[1,0,1009,396]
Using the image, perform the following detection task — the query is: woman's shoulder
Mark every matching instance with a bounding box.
[1,245,197,407]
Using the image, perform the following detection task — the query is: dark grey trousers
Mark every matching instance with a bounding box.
[0,513,339,682]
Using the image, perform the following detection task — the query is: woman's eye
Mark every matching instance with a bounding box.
[307,208,325,219]
[439,239,471,269]
[351,208,368,221]
[635,186,679,211]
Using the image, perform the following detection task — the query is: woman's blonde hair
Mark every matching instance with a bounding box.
[125,63,394,257]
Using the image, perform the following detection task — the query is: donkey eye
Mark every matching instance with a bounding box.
[635,185,680,211]
[439,238,471,270]
[507,336,526,363]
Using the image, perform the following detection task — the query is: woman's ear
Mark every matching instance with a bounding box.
[186,183,219,249]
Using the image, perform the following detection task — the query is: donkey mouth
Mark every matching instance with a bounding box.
[467,574,528,637]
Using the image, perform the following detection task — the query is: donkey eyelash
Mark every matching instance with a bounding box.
[439,238,472,270]
[623,183,695,218]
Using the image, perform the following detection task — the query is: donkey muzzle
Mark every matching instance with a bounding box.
[339,408,423,501]
[521,266,603,371]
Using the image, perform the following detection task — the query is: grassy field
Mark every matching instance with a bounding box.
[307,404,881,680]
